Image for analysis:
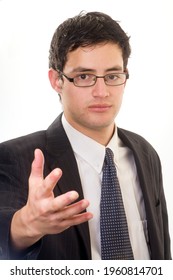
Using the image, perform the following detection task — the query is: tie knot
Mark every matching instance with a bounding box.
[105,148,114,165]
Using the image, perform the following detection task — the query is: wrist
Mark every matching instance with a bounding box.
[10,206,43,250]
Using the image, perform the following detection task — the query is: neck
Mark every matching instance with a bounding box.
[85,125,115,146]
[65,116,115,146]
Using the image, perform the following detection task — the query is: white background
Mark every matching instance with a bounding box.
[0,0,173,256]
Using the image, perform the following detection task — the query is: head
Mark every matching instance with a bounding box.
[48,12,131,145]
[49,11,131,72]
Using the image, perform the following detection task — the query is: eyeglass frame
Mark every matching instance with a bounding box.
[57,70,129,87]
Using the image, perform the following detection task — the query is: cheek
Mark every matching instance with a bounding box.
[112,90,124,111]
[62,85,88,105]
[115,87,125,101]
[61,89,82,110]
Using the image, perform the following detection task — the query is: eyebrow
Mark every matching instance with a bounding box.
[69,66,123,73]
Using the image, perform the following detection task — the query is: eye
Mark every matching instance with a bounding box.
[106,74,119,81]
[77,74,90,80]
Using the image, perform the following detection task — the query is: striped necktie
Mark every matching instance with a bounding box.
[100,147,134,259]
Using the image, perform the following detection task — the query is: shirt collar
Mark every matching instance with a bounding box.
[62,114,119,173]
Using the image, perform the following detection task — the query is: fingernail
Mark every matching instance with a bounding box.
[53,168,62,176]
[68,191,79,200]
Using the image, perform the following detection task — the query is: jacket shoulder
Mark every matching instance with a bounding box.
[118,127,159,158]
[0,130,46,154]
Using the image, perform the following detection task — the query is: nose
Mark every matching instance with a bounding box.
[92,77,109,98]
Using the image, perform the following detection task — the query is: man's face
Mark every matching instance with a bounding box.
[56,43,126,137]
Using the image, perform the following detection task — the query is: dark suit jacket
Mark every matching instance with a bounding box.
[0,114,171,259]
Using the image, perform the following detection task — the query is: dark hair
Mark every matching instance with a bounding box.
[49,11,131,71]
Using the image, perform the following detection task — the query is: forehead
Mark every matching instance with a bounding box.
[64,43,124,72]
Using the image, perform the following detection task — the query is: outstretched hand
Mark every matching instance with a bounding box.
[11,149,93,250]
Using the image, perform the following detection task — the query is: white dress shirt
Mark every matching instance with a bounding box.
[62,114,150,260]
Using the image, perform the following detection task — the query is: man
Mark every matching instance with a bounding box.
[0,11,171,260]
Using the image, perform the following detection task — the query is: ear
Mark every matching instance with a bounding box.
[48,68,63,93]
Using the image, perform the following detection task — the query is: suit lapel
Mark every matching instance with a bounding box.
[45,114,83,196]
[118,128,163,258]
[118,128,156,207]
[45,113,91,259]
[118,129,152,200]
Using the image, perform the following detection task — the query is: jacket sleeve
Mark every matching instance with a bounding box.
[0,142,41,259]
[158,159,172,259]
[148,148,172,259]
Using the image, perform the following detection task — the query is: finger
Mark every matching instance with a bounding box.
[50,191,79,211]
[42,168,63,195]
[48,211,93,234]
[53,198,90,220]
[40,211,93,235]
[30,149,44,179]
[60,211,93,229]
[30,149,63,196]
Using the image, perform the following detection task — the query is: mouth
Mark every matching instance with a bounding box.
[88,104,112,112]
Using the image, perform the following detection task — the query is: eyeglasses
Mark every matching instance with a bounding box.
[58,71,129,87]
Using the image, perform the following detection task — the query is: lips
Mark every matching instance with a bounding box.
[88,104,112,112]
